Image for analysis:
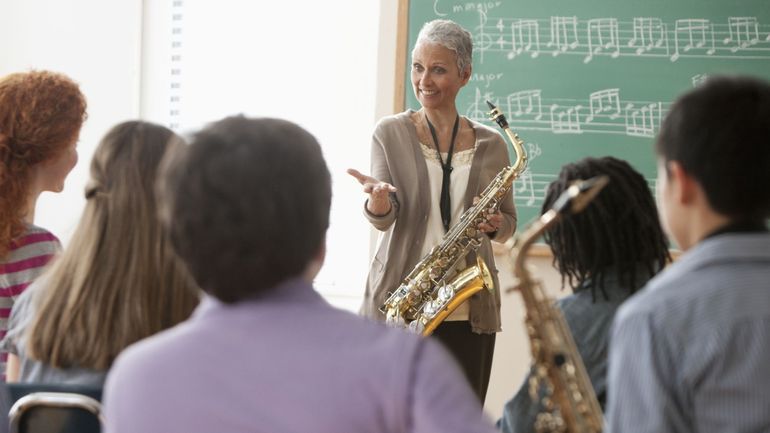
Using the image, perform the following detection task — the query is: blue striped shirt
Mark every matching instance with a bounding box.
[606,233,770,433]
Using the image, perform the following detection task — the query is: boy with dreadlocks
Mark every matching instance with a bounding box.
[498,156,670,433]
[606,76,770,432]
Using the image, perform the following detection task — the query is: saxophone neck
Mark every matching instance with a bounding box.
[503,127,528,175]
[486,100,528,176]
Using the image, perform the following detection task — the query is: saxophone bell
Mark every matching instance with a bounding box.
[408,256,494,335]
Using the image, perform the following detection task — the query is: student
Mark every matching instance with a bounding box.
[2,121,199,385]
[606,76,770,432]
[104,116,498,433]
[497,157,670,433]
[0,70,87,379]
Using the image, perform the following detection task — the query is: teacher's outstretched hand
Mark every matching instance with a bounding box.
[347,168,397,217]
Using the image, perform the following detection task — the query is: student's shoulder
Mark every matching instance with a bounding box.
[613,255,710,340]
[109,319,199,382]
[9,224,61,254]
[326,307,457,372]
[333,308,425,352]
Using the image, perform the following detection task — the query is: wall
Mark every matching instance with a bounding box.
[138,0,380,311]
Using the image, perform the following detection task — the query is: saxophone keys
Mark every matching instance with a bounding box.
[406,288,423,305]
[437,284,454,301]
[407,319,425,334]
[423,300,440,316]
[429,266,442,280]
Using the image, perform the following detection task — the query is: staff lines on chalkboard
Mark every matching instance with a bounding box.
[468,88,674,138]
[473,15,770,63]
[512,171,658,208]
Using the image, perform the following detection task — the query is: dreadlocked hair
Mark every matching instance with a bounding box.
[541,156,670,301]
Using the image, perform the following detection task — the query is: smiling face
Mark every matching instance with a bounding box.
[411,42,470,111]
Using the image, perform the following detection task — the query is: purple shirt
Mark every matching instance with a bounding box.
[104,277,497,433]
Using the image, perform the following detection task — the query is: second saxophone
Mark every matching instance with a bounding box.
[507,176,609,433]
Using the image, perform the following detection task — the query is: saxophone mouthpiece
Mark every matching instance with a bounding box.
[486,100,509,129]
[551,175,610,215]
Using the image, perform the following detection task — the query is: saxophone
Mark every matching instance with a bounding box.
[381,101,527,336]
[506,175,609,433]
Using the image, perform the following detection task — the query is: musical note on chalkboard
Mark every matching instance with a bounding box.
[725,17,761,51]
[508,90,543,120]
[671,19,716,61]
[625,102,662,137]
[628,18,668,55]
[550,104,583,134]
[587,89,622,123]
[509,19,541,59]
[584,18,621,63]
[547,16,581,56]
[516,170,537,206]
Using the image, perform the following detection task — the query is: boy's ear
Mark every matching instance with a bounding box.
[667,161,698,206]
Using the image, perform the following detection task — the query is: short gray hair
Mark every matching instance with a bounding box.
[415,19,473,76]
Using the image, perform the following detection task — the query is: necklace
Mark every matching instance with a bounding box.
[425,113,460,232]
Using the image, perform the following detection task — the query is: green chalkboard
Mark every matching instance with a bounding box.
[403,0,770,228]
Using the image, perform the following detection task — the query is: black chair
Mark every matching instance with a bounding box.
[2,383,103,433]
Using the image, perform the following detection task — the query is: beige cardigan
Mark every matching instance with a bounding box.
[360,110,517,334]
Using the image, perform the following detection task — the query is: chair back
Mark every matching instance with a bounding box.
[3,384,103,433]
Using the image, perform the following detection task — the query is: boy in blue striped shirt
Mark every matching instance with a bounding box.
[607,76,770,433]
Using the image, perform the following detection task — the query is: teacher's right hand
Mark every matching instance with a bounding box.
[347,168,397,216]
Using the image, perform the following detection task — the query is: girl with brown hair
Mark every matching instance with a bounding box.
[2,121,200,385]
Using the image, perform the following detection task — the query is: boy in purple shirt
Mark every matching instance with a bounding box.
[104,116,497,433]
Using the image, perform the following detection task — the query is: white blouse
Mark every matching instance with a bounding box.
[418,142,476,321]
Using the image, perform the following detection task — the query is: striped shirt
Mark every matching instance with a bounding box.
[606,233,770,433]
[0,225,60,379]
